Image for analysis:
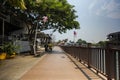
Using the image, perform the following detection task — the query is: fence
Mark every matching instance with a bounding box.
[60,45,120,80]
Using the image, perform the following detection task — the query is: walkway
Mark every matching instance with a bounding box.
[0,46,104,80]
[20,46,103,80]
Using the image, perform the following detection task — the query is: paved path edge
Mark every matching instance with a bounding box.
[18,54,47,80]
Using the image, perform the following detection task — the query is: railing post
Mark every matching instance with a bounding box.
[105,42,112,80]
[115,51,119,80]
[87,43,91,68]
[118,52,120,80]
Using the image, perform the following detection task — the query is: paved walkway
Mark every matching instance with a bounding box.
[0,55,42,80]
[0,46,104,80]
[20,47,87,80]
[20,46,103,80]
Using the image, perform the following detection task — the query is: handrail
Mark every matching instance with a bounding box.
[60,45,120,80]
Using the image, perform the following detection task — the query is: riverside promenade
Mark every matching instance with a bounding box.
[20,46,103,80]
[0,46,104,80]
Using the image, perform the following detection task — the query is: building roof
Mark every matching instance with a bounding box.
[108,31,120,36]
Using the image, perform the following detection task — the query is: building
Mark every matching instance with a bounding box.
[107,31,120,49]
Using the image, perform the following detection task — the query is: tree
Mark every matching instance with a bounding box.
[97,41,107,47]
[0,0,26,10]
[1,0,80,37]
[76,39,87,45]
[1,0,80,32]
[0,0,80,55]
[32,0,79,32]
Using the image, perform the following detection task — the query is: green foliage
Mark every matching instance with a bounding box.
[6,0,27,10]
[0,0,27,20]
[0,42,19,56]
[1,0,80,33]
[91,41,107,48]
[24,0,80,33]
[1,0,80,44]
[76,39,87,45]
[97,41,107,47]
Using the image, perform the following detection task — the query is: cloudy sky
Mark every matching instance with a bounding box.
[45,0,120,43]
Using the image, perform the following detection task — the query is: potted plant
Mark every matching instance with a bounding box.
[0,42,19,59]
[0,51,6,60]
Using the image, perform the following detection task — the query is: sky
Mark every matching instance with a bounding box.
[44,0,120,43]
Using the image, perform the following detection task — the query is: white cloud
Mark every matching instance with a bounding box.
[89,0,97,10]
[89,0,120,19]
[107,12,120,19]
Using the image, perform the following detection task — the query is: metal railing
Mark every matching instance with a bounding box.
[61,45,120,80]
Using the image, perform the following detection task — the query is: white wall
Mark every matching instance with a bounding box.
[15,41,31,53]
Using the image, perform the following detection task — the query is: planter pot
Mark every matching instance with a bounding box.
[6,53,16,59]
[10,53,16,58]
[0,53,6,60]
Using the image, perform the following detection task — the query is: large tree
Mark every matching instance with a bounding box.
[0,0,80,55]
[76,39,87,45]
[1,0,80,35]
[36,0,80,33]
[23,0,80,33]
